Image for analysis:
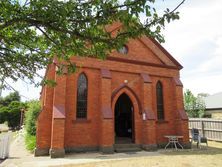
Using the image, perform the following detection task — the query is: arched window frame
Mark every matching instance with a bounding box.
[76,73,88,119]
[156,81,164,120]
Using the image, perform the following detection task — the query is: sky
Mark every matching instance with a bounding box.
[161,0,222,95]
[2,0,222,101]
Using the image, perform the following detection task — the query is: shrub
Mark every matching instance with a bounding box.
[24,100,41,152]
[25,133,36,151]
[25,100,41,136]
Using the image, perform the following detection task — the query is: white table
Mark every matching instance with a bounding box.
[164,135,184,150]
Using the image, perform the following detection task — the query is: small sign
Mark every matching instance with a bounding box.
[142,113,146,120]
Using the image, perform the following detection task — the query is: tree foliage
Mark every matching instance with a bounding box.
[0,92,21,125]
[0,91,25,129]
[7,101,26,128]
[0,0,185,86]
[0,106,8,123]
[0,91,20,106]
[184,89,206,118]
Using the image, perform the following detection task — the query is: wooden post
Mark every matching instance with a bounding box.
[19,109,24,129]
[201,120,205,137]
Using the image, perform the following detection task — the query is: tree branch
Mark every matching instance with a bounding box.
[115,0,186,39]
[36,26,59,46]
[4,80,31,100]
[169,0,185,14]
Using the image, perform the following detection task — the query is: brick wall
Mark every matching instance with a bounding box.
[36,64,55,150]
[36,36,189,155]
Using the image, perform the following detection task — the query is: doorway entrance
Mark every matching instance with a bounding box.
[114,93,134,143]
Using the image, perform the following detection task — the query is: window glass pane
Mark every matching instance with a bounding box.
[118,45,128,54]
[156,81,164,120]
[76,73,87,118]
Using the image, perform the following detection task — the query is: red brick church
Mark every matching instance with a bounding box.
[35,23,189,158]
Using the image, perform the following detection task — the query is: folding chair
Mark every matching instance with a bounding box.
[191,128,208,148]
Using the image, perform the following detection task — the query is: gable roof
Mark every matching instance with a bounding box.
[203,92,222,109]
[106,22,183,70]
[149,38,183,69]
[139,36,183,69]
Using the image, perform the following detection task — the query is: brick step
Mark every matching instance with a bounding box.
[114,144,142,153]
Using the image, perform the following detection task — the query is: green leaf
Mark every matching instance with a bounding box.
[0,0,183,86]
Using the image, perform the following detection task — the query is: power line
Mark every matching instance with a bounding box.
[4,80,31,100]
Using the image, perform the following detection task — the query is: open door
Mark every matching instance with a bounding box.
[114,93,134,144]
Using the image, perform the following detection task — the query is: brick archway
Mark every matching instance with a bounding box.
[112,86,141,144]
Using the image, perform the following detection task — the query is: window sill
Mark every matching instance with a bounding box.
[72,119,91,123]
[156,120,168,124]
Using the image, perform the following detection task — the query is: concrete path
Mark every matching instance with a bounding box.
[3,151,162,167]
[0,131,32,167]
[1,133,160,167]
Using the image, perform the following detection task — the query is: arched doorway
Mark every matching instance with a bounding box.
[115,93,134,143]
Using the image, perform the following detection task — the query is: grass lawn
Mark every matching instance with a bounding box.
[59,141,222,167]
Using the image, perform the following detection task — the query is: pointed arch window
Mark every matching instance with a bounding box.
[76,73,88,119]
[156,81,164,120]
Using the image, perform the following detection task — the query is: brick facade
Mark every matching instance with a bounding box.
[35,25,189,158]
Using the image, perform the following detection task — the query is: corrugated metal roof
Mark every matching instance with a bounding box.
[203,92,222,109]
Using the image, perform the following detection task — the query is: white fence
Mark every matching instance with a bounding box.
[0,134,10,159]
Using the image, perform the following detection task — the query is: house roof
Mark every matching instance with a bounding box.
[203,92,222,109]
